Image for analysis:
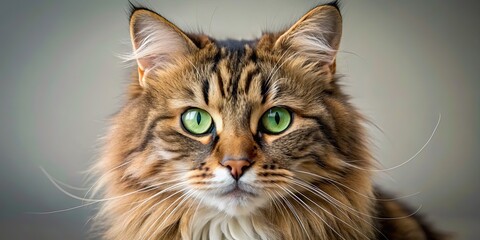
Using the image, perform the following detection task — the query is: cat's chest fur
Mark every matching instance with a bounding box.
[185,205,284,240]
[189,209,270,240]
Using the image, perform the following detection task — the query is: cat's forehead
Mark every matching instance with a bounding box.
[200,41,266,121]
[209,39,259,65]
[147,35,326,127]
[215,39,257,50]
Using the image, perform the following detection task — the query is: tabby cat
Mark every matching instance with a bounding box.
[93,2,445,239]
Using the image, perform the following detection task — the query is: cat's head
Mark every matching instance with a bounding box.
[100,2,371,219]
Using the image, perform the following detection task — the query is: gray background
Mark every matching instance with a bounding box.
[0,0,478,239]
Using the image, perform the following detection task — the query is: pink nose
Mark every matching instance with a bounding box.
[221,159,251,180]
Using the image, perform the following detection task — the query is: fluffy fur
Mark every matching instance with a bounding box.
[92,3,445,240]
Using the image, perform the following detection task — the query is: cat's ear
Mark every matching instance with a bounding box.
[129,8,198,86]
[274,4,342,71]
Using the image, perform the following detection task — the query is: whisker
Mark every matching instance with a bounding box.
[140,189,193,240]
[290,177,378,218]
[295,170,420,201]
[292,178,392,239]
[158,190,196,230]
[288,180,377,240]
[265,191,287,219]
[40,167,96,202]
[37,169,89,191]
[120,182,189,226]
[264,189,296,238]
[277,184,346,240]
[84,158,134,199]
[182,191,200,220]
[30,176,183,214]
[266,49,290,81]
[267,51,301,83]
[344,114,441,173]
[273,188,313,240]
[291,177,421,220]
[185,57,201,77]
[27,202,98,215]
[191,192,206,224]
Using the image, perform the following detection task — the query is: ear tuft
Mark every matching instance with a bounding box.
[126,8,198,86]
[275,5,342,66]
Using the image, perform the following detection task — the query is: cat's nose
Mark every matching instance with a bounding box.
[221,159,251,180]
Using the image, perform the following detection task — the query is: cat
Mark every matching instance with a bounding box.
[92,2,446,239]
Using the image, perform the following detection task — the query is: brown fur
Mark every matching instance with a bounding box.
[92,3,446,240]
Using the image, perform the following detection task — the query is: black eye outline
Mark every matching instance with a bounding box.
[258,106,293,135]
[180,108,215,136]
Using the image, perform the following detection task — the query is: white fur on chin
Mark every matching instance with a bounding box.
[188,167,271,239]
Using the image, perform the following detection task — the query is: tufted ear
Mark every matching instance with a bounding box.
[129,8,198,87]
[274,4,342,70]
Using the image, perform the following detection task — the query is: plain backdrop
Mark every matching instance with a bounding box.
[0,0,478,239]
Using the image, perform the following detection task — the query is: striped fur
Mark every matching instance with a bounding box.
[93,3,446,240]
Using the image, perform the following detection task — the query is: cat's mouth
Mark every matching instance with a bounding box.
[193,174,270,216]
[206,182,265,216]
[195,170,268,215]
[221,184,256,198]
[220,182,258,198]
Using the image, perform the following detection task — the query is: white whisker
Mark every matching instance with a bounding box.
[85,158,134,199]
[120,182,189,228]
[345,114,441,173]
[34,168,183,215]
[27,202,97,215]
[273,188,312,240]
[295,170,420,201]
[158,190,196,230]
[278,184,346,240]
[140,189,192,240]
[190,192,206,224]
[289,180,379,240]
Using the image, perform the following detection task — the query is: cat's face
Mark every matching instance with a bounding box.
[141,45,339,216]
[106,4,371,219]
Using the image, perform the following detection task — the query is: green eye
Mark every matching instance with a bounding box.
[260,107,292,134]
[181,108,213,135]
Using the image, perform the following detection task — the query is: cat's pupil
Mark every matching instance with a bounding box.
[274,112,280,125]
[196,112,201,125]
